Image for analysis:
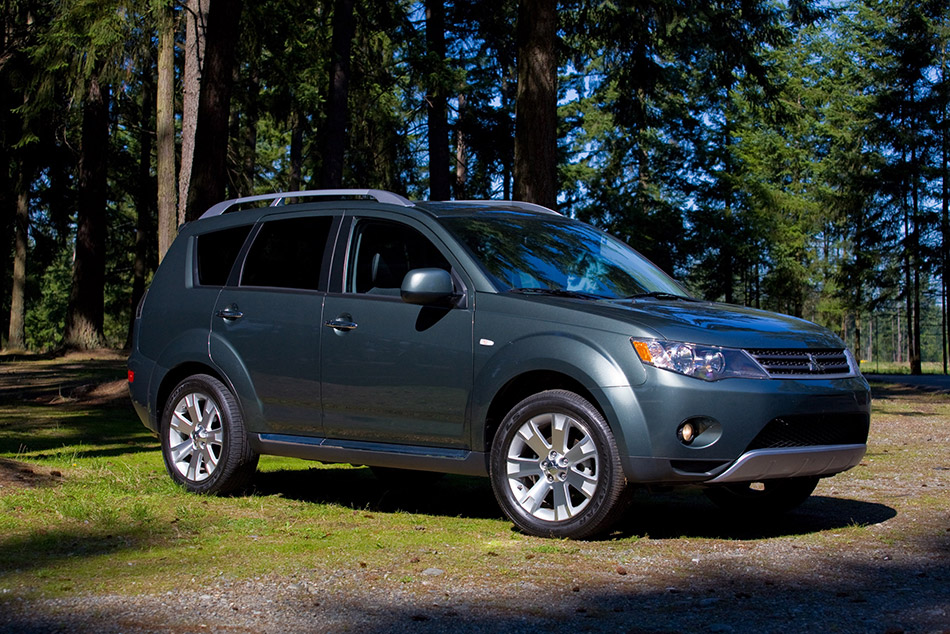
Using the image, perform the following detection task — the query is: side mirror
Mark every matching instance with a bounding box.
[401,268,457,305]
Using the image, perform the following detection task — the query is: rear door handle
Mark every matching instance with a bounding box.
[216,305,244,321]
[325,317,358,331]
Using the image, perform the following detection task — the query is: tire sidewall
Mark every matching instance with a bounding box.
[160,374,239,495]
[490,390,625,539]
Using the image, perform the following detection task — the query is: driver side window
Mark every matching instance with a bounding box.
[347,220,451,295]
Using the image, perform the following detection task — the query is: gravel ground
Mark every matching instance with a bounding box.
[1,378,948,634]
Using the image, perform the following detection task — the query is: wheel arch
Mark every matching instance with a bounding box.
[472,332,650,463]
[481,371,602,455]
[156,362,229,425]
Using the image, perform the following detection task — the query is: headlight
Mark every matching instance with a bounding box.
[631,339,770,381]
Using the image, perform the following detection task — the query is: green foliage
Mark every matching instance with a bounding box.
[25,248,71,352]
[4,0,950,370]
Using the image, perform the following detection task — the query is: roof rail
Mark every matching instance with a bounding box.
[199,189,414,219]
[452,199,562,216]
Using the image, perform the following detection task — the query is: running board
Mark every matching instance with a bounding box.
[249,433,489,477]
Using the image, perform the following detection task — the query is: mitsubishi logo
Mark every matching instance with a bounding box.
[806,353,821,372]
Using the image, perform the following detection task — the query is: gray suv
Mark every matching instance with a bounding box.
[128,189,870,538]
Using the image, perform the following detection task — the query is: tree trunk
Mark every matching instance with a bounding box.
[242,61,259,196]
[178,0,209,225]
[454,92,467,200]
[426,0,450,200]
[64,75,109,350]
[513,0,557,209]
[184,0,244,221]
[288,108,304,191]
[320,0,355,188]
[156,0,177,262]
[128,67,155,349]
[7,165,29,351]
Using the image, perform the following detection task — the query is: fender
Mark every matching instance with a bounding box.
[206,331,265,432]
[471,329,653,458]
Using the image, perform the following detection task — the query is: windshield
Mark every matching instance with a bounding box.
[440,213,688,300]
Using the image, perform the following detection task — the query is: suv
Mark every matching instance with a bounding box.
[128,189,871,539]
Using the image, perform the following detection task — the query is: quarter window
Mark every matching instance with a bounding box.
[240,216,332,290]
[196,225,252,286]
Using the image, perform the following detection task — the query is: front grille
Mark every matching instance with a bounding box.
[746,412,870,451]
[745,348,853,378]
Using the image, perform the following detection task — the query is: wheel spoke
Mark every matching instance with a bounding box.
[566,467,597,499]
[507,456,543,479]
[201,444,219,470]
[521,477,552,514]
[203,400,218,426]
[185,394,203,426]
[187,449,203,480]
[563,435,596,466]
[552,480,570,519]
[550,414,570,455]
[170,410,194,437]
[170,439,194,465]
[206,426,224,445]
[518,418,551,458]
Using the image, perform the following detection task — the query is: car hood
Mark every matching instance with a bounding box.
[588,298,846,350]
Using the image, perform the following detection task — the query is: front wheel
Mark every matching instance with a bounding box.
[703,476,820,515]
[160,374,258,495]
[490,390,629,539]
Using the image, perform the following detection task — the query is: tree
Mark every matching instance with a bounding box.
[513,0,557,208]
[178,0,209,225]
[426,0,450,200]
[156,0,177,261]
[184,0,245,221]
[64,72,109,349]
[319,0,355,188]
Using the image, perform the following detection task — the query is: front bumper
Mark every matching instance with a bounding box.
[612,368,871,484]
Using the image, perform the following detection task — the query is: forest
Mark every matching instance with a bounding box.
[1,0,949,375]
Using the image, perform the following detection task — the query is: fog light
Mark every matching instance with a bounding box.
[679,423,695,444]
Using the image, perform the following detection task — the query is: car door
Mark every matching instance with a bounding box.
[210,213,337,437]
[320,215,474,448]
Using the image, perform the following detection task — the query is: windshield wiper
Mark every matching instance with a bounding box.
[625,291,697,301]
[509,287,605,300]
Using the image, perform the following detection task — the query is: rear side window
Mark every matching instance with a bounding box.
[240,216,332,290]
[196,225,252,286]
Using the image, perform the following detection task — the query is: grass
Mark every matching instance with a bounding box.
[0,352,947,623]
[859,359,946,374]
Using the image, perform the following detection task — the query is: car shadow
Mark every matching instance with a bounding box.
[610,486,897,540]
[249,466,505,520]
[248,466,897,539]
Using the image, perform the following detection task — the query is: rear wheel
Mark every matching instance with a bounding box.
[160,374,258,495]
[703,476,819,514]
[490,390,629,539]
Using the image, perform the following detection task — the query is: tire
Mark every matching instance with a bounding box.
[489,390,629,539]
[160,374,259,495]
[703,476,820,515]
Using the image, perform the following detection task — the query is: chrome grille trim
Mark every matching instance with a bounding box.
[745,348,856,379]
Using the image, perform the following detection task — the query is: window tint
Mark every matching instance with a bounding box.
[196,225,252,286]
[240,216,332,290]
[349,220,450,294]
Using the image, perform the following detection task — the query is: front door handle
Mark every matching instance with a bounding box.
[325,317,358,331]
[216,305,244,321]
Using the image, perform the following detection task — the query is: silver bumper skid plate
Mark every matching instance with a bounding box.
[709,444,867,484]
